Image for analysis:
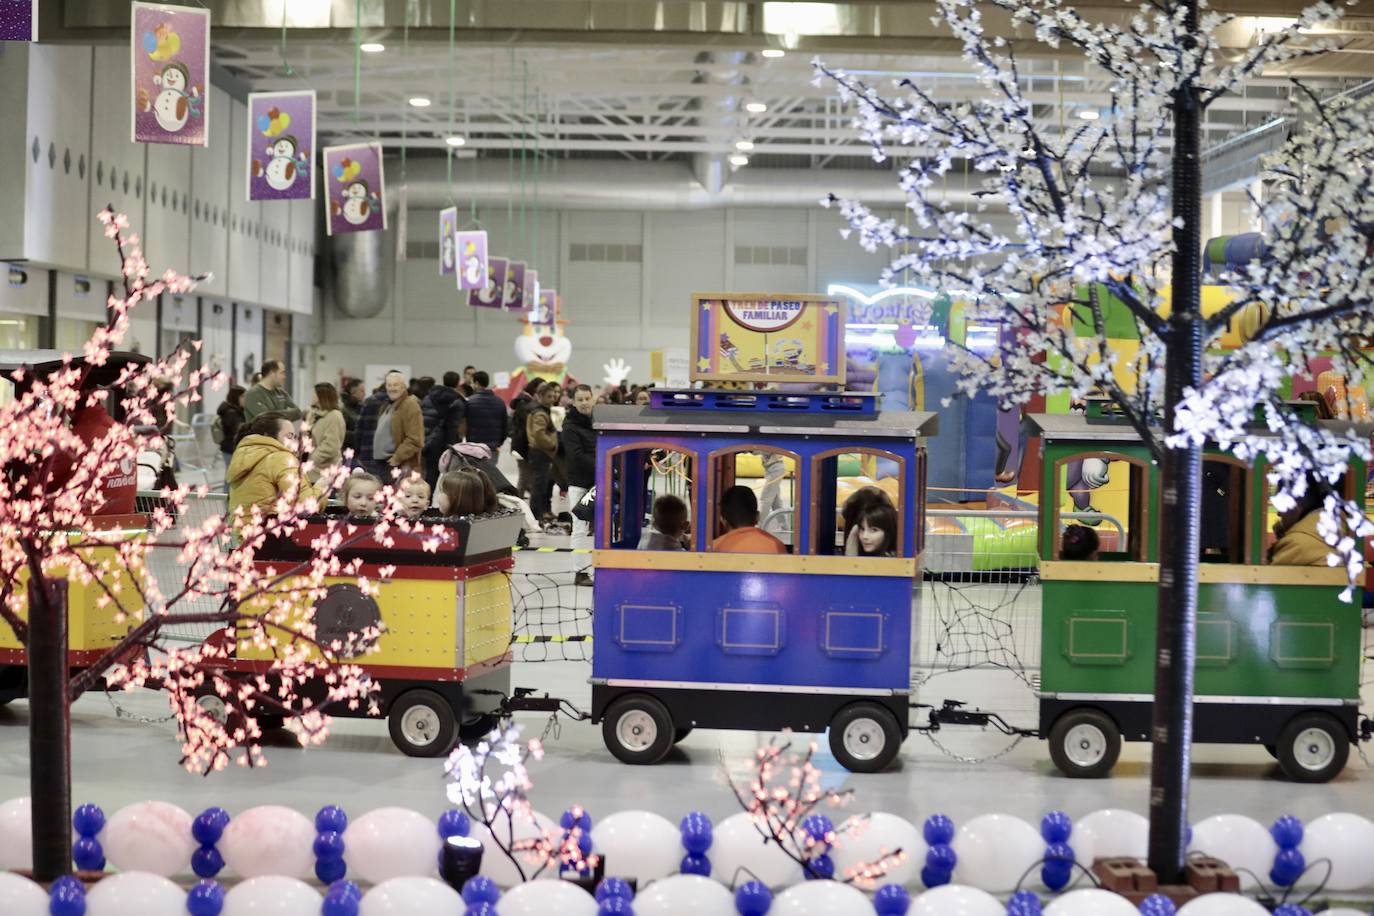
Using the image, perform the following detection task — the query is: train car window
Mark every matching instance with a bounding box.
[1200,458,1250,564]
[1052,454,1147,561]
[706,448,800,554]
[603,445,696,551]
[811,449,906,558]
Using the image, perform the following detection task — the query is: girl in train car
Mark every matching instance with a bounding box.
[436,468,498,517]
[340,472,382,518]
[847,499,899,558]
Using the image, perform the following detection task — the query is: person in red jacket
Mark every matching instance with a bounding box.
[46,400,138,516]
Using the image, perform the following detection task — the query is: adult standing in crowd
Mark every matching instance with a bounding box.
[376,370,424,479]
[510,377,544,499]
[464,370,508,457]
[244,360,303,423]
[563,384,597,585]
[216,386,246,466]
[340,378,366,443]
[353,382,390,477]
[227,413,318,521]
[306,382,347,484]
[422,371,467,487]
[525,382,560,525]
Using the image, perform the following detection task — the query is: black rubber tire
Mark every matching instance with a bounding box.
[1276,712,1349,784]
[459,713,503,743]
[602,694,675,765]
[673,726,694,744]
[1048,708,1122,779]
[828,702,903,774]
[388,689,458,758]
[254,714,285,731]
[1264,743,1278,760]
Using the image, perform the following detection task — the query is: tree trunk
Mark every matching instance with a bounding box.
[28,576,72,882]
[1148,0,1203,885]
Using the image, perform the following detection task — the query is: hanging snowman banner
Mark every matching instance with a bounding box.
[247,91,315,201]
[503,261,527,311]
[524,269,540,317]
[131,2,210,147]
[456,230,488,292]
[0,1,38,41]
[323,142,386,236]
[469,257,507,308]
[438,208,458,276]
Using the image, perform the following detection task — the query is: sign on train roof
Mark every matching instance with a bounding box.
[690,293,845,386]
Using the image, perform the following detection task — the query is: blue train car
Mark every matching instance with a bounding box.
[589,389,936,772]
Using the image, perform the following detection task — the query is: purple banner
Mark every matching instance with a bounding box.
[438,208,457,275]
[457,230,488,292]
[247,91,315,201]
[524,270,540,317]
[504,261,527,311]
[469,257,507,308]
[0,1,37,41]
[131,2,210,147]
[323,142,386,236]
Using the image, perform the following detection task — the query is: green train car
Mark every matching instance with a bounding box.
[1030,402,1371,783]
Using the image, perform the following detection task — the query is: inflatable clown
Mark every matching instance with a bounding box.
[496,294,578,403]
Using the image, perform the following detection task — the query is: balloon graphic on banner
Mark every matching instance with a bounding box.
[247,91,315,200]
[323,143,387,236]
[130,2,210,147]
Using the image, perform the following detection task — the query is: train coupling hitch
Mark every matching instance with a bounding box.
[916,698,1039,738]
[501,687,567,714]
[1360,715,1374,743]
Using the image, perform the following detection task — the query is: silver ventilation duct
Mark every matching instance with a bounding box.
[325,223,393,319]
[691,51,748,195]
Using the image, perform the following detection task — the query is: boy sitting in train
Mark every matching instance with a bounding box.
[402,477,432,519]
[713,485,786,554]
[1060,524,1100,561]
[638,494,690,550]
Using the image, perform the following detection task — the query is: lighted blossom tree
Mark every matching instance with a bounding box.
[817,0,1374,882]
[1,208,406,882]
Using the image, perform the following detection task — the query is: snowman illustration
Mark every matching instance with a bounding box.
[333,179,377,226]
[463,250,484,288]
[138,61,202,134]
[440,227,455,272]
[474,265,501,305]
[253,136,308,192]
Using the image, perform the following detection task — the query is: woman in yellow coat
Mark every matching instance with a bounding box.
[228,413,318,521]
[1269,480,1334,567]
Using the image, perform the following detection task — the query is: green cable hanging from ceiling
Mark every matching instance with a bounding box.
[520,59,529,262]
[446,0,456,206]
[352,0,360,125]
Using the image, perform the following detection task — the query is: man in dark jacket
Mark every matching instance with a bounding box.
[340,378,365,443]
[525,382,560,523]
[464,370,509,457]
[421,371,467,487]
[562,384,597,584]
[353,385,390,478]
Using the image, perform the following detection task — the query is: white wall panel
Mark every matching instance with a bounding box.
[226,98,261,304]
[143,143,192,280]
[233,302,263,382]
[88,46,145,279]
[286,198,315,316]
[0,266,50,317]
[54,273,105,321]
[23,45,93,272]
[647,210,724,323]
[199,298,233,404]
[188,87,232,297]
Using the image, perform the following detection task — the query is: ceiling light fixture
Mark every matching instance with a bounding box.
[735,139,755,151]
[359,42,385,53]
[745,101,769,114]
[1077,109,1100,121]
[761,48,785,58]
[408,96,432,108]
[729,154,750,167]
[446,136,467,147]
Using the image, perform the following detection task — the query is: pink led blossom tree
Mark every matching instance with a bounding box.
[3,208,392,882]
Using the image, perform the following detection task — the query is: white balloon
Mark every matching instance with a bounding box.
[0,871,46,916]
[1074,809,1148,866]
[103,801,194,877]
[475,810,560,887]
[495,879,598,916]
[1044,888,1139,915]
[710,811,803,889]
[222,876,322,916]
[1300,813,1374,891]
[1188,815,1275,891]
[361,876,464,915]
[347,807,442,884]
[910,884,1004,916]
[773,880,876,915]
[220,805,314,879]
[832,812,924,888]
[85,871,185,916]
[951,814,1041,892]
[591,810,681,885]
[0,797,32,871]
[633,874,736,916]
[1177,893,1269,915]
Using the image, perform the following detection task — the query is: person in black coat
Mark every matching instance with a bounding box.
[562,384,597,585]
[217,386,246,462]
[421,371,467,487]
[464,370,510,457]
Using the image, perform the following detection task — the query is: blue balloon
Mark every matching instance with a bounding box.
[1041,846,1074,893]
[802,815,834,842]
[142,32,157,54]
[313,830,346,861]
[599,899,634,916]
[315,856,347,884]
[462,875,501,905]
[316,806,348,834]
[925,843,958,872]
[680,812,713,854]
[808,854,835,880]
[681,853,711,876]
[1272,907,1311,916]
[72,836,105,872]
[438,809,471,839]
[1138,896,1177,916]
[578,832,595,857]
[1006,890,1042,916]
[873,884,911,916]
[191,845,225,879]
[923,814,955,846]
[192,811,228,846]
[72,804,105,838]
[595,877,634,903]
[735,880,772,916]
[1270,847,1306,887]
[322,880,362,916]
[464,905,498,916]
[257,115,272,134]
[187,880,226,916]
[327,880,363,902]
[49,875,86,916]
[1271,816,1303,850]
[1040,811,1072,844]
[920,864,952,889]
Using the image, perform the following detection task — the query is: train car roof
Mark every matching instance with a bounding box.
[1028,410,1374,442]
[594,404,938,439]
[0,350,149,380]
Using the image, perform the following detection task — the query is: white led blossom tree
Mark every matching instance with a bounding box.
[2,208,402,882]
[818,0,1374,881]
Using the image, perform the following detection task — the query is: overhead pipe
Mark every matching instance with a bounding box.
[690,51,748,194]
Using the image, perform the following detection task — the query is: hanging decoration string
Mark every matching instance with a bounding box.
[352,0,361,125]
[533,88,542,278]
[279,1,294,76]
[507,48,516,233]
[446,0,456,206]
[520,59,529,261]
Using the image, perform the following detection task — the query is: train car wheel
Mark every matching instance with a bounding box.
[602,694,674,765]
[1048,708,1121,778]
[673,727,694,744]
[1276,713,1349,783]
[828,702,902,773]
[388,689,458,757]
[459,713,503,743]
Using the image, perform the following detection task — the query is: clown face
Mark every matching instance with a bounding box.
[514,323,573,371]
[340,181,371,225]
